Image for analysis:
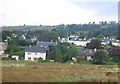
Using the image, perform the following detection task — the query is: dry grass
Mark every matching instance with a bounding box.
[1,62,119,82]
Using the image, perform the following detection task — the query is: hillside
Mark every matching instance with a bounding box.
[0,23,118,37]
[1,25,57,31]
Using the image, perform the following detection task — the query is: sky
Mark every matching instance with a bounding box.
[0,0,119,26]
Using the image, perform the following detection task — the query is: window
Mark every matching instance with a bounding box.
[28,52,31,54]
[28,57,31,60]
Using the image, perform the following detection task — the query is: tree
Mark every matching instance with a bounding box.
[49,42,78,62]
[59,42,78,61]
[2,31,12,41]
[17,39,31,46]
[108,41,112,46]
[14,51,24,60]
[50,47,62,62]
[50,31,59,42]
[79,32,87,39]
[97,34,104,38]
[118,24,120,40]
[92,50,108,64]
[0,32,2,42]
[68,44,78,59]
[86,39,102,49]
[5,43,24,58]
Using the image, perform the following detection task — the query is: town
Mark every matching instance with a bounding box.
[1,23,120,82]
[0,21,120,64]
[0,0,120,82]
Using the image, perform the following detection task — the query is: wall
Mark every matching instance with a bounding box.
[25,52,46,61]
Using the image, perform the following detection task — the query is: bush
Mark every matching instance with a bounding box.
[105,61,118,65]
[37,57,43,62]
[80,61,92,64]
[92,50,108,64]
[77,57,81,63]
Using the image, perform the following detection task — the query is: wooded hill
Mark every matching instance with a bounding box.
[0,22,118,37]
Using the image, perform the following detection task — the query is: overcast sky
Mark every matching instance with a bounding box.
[0,0,119,26]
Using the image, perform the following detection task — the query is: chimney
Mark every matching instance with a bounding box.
[51,40,53,43]
[37,40,40,45]
[94,48,97,52]
[29,45,31,47]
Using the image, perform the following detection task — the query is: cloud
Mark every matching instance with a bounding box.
[0,0,117,26]
[0,0,97,25]
[68,0,119,2]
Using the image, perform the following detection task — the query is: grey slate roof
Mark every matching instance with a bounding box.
[37,42,57,47]
[25,46,46,53]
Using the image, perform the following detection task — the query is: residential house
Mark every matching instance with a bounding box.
[25,46,47,61]
[68,35,79,41]
[36,41,57,49]
[67,40,90,47]
[21,34,26,40]
[31,36,37,42]
[25,41,57,61]
[107,46,120,62]
[0,42,9,60]
[101,37,120,46]
[77,47,95,61]
[0,42,7,55]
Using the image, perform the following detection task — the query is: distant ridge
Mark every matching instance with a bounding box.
[0,25,57,31]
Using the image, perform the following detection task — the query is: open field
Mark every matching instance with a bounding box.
[1,61,119,82]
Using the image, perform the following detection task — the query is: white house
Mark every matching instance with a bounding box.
[67,40,90,46]
[0,42,7,56]
[0,42,9,59]
[101,38,120,46]
[25,46,47,61]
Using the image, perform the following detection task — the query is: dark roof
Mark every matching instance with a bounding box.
[77,47,85,56]
[77,47,94,56]
[107,46,120,57]
[25,46,46,53]
[85,49,94,56]
[36,42,57,47]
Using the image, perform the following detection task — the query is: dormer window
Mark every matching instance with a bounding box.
[35,53,37,55]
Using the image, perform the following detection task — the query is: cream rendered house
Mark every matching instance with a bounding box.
[25,46,47,61]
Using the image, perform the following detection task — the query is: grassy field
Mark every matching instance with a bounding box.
[1,61,119,82]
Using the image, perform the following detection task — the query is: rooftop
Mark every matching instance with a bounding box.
[36,42,57,47]
[25,46,47,53]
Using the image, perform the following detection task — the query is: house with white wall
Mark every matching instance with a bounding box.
[101,37,120,46]
[0,42,7,55]
[25,41,57,61]
[25,46,47,61]
[0,42,9,59]
[77,47,96,61]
